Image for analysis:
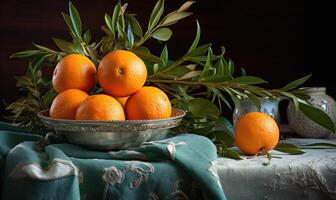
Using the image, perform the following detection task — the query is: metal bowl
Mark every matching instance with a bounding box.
[38,109,185,150]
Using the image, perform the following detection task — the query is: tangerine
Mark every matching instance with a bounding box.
[234,112,279,155]
[125,86,171,120]
[52,54,96,93]
[97,50,147,97]
[75,94,125,121]
[116,96,129,108]
[50,89,89,120]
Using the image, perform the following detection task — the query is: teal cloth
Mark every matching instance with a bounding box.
[0,122,226,200]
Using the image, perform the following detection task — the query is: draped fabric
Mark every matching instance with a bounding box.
[0,123,226,200]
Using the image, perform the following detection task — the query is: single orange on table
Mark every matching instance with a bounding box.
[52,54,96,93]
[125,86,172,120]
[234,112,279,155]
[75,94,125,121]
[97,50,147,97]
[50,89,89,120]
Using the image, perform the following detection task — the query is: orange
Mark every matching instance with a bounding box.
[50,89,89,120]
[234,112,279,155]
[75,94,125,120]
[52,54,96,93]
[116,96,129,108]
[125,86,172,120]
[97,50,147,97]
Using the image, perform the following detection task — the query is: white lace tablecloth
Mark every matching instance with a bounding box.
[217,138,336,200]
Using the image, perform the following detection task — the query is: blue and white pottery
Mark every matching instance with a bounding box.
[287,87,336,138]
[233,98,280,128]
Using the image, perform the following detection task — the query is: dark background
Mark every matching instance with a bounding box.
[0,0,334,116]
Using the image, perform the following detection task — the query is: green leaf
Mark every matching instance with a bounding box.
[116,23,127,41]
[133,48,164,64]
[185,55,221,62]
[301,143,336,148]
[212,131,234,146]
[119,4,126,31]
[104,14,113,32]
[127,24,134,46]
[15,76,33,87]
[33,44,58,53]
[279,91,300,111]
[120,3,128,15]
[53,38,76,54]
[187,44,211,57]
[42,88,57,107]
[222,87,241,111]
[187,20,201,53]
[241,67,246,76]
[209,87,232,109]
[178,70,202,80]
[299,102,336,132]
[134,46,150,54]
[222,148,242,160]
[176,85,191,100]
[62,12,76,37]
[152,27,172,41]
[212,116,234,135]
[227,59,234,76]
[160,11,192,27]
[228,88,248,98]
[160,45,168,66]
[222,58,230,75]
[190,125,215,136]
[72,36,86,54]
[187,98,220,117]
[165,65,190,78]
[10,50,43,59]
[177,1,195,12]
[275,143,305,155]
[226,76,268,85]
[126,15,143,37]
[112,3,121,33]
[69,2,82,37]
[201,74,231,83]
[148,0,164,30]
[246,93,261,110]
[31,54,49,72]
[200,48,212,78]
[83,30,92,43]
[215,57,225,75]
[280,74,311,91]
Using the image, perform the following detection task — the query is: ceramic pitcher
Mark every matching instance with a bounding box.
[232,97,280,128]
[287,87,336,138]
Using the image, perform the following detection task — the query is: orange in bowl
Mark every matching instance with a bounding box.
[97,50,147,97]
[75,94,125,121]
[52,54,96,93]
[50,89,89,120]
[125,86,172,120]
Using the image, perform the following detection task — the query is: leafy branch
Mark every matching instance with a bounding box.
[5,63,56,130]
[5,0,336,159]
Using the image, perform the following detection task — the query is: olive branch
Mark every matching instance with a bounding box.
[5,0,335,158]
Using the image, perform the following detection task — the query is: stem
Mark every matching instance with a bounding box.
[147,78,201,85]
[135,25,159,48]
[81,42,99,65]
[259,147,272,166]
[155,57,186,75]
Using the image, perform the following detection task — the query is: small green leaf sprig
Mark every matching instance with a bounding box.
[6,0,336,158]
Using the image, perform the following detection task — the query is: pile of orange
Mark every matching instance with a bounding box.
[50,50,172,121]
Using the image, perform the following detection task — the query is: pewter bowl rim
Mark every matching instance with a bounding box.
[37,108,186,125]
